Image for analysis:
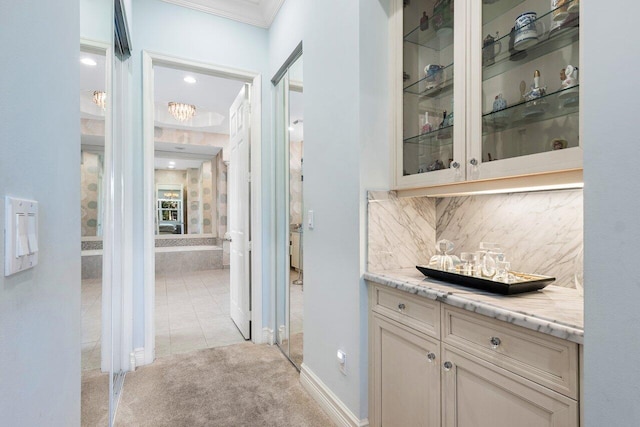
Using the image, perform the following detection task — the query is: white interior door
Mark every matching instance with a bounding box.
[229,84,251,339]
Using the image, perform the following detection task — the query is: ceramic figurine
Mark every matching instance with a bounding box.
[482,32,502,66]
[420,12,429,31]
[560,65,579,90]
[424,64,445,89]
[524,70,547,101]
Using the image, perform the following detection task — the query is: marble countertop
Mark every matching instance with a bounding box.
[364,268,584,344]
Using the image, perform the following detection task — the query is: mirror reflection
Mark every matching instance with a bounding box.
[80,47,106,377]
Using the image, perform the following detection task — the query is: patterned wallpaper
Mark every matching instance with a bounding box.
[216,152,228,239]
[187,168,201,234]
[80,151,103,237]
[202,161,214,234]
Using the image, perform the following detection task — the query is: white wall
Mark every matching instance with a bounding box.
[0,2,81,425]
[583,1,640,425]
[130,0,271,348]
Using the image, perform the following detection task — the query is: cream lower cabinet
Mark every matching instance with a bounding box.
[371,313,441,426]
[441,345,578,427]
[369,283,580,427]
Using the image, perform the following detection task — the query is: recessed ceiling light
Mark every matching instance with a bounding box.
[168,165,175,169]
[168,161,176,165]
[184,76,197,84]
[81,58,97,66]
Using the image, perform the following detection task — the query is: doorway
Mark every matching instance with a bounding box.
[274,47,304,369]
[142,53,264,364]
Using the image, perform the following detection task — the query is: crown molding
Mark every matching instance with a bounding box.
[161,0,285,28]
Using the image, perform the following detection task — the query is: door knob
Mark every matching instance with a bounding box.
[443,361,453,371]
[469,158,478,166]
[427,352,436,362]
[490,336,502,349]
[398,303,406,311]
[450,161,460,169]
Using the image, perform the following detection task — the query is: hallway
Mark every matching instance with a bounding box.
[155,269,245,357]
[82,342,332,426]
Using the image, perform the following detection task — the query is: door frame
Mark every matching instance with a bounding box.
[141,51,264,365]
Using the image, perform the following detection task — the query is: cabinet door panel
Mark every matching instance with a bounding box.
[469,0,582,180]
[442,345,578,427]
[395,0,468,188]
[372,314,441,427]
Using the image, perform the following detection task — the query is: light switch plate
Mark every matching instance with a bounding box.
[5,197,38,276]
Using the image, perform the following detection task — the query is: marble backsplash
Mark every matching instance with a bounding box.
[367,191,436,271]
[437,190,583,287]
[367,189,583,288]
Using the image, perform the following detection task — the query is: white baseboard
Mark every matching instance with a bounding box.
[134,347,145,368]
[262,327,274,345]
[300,364,369,427]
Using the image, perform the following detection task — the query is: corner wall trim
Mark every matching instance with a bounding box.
[300,364,369,427]
[263,328,274,345]
[133,347,145,368]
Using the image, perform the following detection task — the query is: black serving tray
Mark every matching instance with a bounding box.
[415,265,555,295]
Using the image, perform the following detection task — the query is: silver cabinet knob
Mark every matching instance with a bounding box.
[490,336,501,349]
[398,303,406,311]
[427,352,436,362]
[450,161,460,169]
[443,361,453,371]
[469,158,478,166]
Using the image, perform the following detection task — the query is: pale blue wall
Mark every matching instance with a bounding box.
[302,0,391,419]
[130,0,271,348]
[81,0,111,42]
[268,0,304,78]
[583,1,640,425]
[0,2,81,425]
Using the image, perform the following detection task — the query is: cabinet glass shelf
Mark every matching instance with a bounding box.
[404,24,453,51]
[482,0,526,25]
[404,63,454,99]
[483,85,579,135]
[403,125,453,147]
[483,11,579,81]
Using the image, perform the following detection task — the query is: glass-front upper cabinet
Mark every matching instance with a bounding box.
[469,0,581,180]
[397,0,467,188]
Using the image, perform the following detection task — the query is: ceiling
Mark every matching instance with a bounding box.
[161,0,285,28]
[80,41,304,169]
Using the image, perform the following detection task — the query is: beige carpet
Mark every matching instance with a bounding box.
[114,342,334,426]
[81,369,110,426]
[289,332,303,369]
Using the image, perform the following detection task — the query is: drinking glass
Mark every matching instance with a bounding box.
[459,252,478,276]
[429,239,455,271]
[494,260,511,283]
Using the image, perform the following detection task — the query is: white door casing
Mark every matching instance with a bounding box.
[229,84,252,339]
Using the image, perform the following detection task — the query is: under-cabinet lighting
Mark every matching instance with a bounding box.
[427,182,584,198]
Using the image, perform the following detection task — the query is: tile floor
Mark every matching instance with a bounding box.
[81,278,102,371]
[81,269,245,371]
[155,269,246,358]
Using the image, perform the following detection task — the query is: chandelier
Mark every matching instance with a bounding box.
[92,91,106,110]
[168,102,196,122]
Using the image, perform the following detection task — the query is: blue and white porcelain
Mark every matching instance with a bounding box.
[424,64,445,89]
[514,12,546,50]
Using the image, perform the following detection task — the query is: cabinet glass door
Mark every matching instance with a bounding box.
[474,0,580,179]
[400,0,465,187]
